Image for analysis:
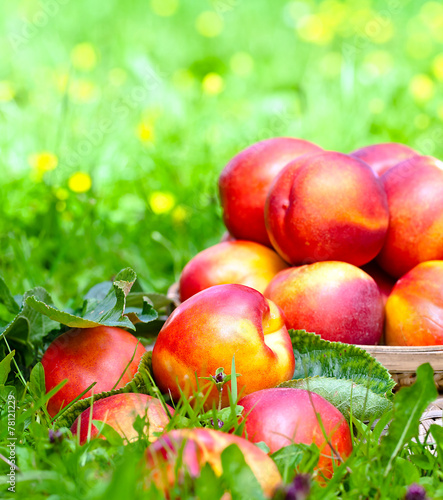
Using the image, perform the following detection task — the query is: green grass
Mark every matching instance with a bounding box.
[1,0,443,498]
[0,0,442,302]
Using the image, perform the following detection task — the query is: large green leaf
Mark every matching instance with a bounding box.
[380,363,438,476]
[26,268,138,331]
[278,376,393,421]
[289,330,395,397]
[0,350,15,385]
[0,287,60,347]
[0,275,20,315]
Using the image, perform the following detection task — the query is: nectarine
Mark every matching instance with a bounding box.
[377,155,443,278]
[264,262,384,345]
[219,137,322,246]
[239,388,353,480]
[350,142,418,176]
[71,393,173,445]
[42,326,146,417]
[152,284,295,409]
[144,428,282,497]
[385,261,443,346]
[265,152,389,266]
[179,240,287,301]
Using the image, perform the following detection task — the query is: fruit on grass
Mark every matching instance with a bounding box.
[42,326,146,417]
[377,155,443,278]
[152,284,295,409]
[385,261,443,346]
[71,393,173,445]
[179,240,288,301]
[264,262,384,345]
[219,137,322,246]
[144,428,282,498]
[350,142,418,176]
[238,388,353,480]
[265,151,389,267]
[360,261,396,306]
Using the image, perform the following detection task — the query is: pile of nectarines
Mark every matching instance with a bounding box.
[40,137,442,493]
[178,137,443,347]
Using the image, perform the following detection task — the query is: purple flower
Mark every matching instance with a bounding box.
[213,372,225,383]
[48,429,63,444]
[285,474,311,500]
[210,418,224,429]
[405,484,428,500]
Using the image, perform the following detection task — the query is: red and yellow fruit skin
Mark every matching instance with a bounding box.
[219,137,322,246]
[265,151,389,267]
[385,261,443,346]
[42,326,146,417]
[360,260,396,306]
[239,388,353,481]
[71,393,173,445]
[377,155,443,278]
[179,240,288,301]
[152,284,295,409]
[264,262,384,345]
[350,142,418,176]
[145,428,282,498]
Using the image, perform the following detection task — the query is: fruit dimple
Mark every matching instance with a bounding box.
[262,299,285,335]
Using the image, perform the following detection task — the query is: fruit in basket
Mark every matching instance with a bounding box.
[264,261,384,345]
[360,260,396,306]
[71,393,173,445]
[385,260,443,346]
[377,155,443,278]
[144,428,282,497]
[151,284,295,409]
[350,142,418,176]
[179,240,287,301]
[219,137,322,246]
[265,151,389,266]
[238,388,353,480]
[42,326,146,417]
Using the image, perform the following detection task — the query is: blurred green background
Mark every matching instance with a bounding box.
[0,0,442,304]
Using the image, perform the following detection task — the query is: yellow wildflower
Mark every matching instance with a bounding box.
[137,122,155,142]
[68,172,92,193]
[149,192,176,214]
[409,74,435,102]
[202,73,224,95]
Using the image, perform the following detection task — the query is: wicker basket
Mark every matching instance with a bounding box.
[358,345,443,392]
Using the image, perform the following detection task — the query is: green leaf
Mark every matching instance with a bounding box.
[29,362,46,400]
[92,420,124,446]
[410,454,434,471]
[0,350,15,384]
[0,276,20,315]
[195,463,225,500]
[289,330,395,396]
[126,291,175,311]
[125,299,158,325]
[380,363,438,476]
[220,444,265,500]
[271,443,320,483]
[26,268,137,331]
[278,376,393,421]
[1,287,60,348]
[392,457,420,484]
